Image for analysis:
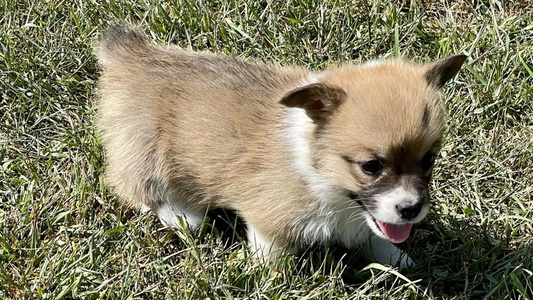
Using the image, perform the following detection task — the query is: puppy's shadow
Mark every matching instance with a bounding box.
[394,214,533,298]
[197,209,379,284]
[200,208,248,246]
[164,208,532,297]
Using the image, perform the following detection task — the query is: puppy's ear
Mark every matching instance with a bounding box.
[424,55,467,88]
[279,83,346,122]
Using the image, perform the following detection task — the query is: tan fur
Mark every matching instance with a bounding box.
[95,25,465,263]
[314,64,445,190]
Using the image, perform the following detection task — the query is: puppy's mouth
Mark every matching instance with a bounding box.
[372,219,413,244]
[350,192,414,244]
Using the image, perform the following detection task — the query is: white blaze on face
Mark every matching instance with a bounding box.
[365,185,429,244]
[373,186,419,222]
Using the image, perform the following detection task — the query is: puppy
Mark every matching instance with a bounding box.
[95,25,465,269]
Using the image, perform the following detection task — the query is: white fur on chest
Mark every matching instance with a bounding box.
[280,106,370,248]
[299,195,371,248]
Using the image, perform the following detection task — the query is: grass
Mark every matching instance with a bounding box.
[1,0,532,298]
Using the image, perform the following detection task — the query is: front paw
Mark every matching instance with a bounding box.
[370,235,416,269]
[396,251,415,270]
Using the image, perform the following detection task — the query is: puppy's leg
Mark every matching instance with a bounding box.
[154,199,204,230]
[368,235,414,269]
[247,224,280,260]
[247,224,296,261]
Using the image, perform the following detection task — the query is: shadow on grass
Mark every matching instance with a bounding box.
[183,209,532,298]
[403,216,532,298]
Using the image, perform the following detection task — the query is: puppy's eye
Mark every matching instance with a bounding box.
[361,160,382,176]
[421,152,436,171]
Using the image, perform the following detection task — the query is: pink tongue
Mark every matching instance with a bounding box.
[376,221,413,243]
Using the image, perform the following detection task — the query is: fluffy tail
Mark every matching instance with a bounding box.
[95,24,150,66]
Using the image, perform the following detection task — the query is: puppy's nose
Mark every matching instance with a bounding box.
[396,202,423,220]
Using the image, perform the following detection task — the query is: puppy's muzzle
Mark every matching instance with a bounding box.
[396,201,423,220]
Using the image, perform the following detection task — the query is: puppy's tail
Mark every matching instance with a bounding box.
[95,24,151,67]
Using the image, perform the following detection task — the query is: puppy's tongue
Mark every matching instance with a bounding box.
[375,221,413,244]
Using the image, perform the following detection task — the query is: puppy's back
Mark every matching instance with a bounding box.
[94,25,308,211]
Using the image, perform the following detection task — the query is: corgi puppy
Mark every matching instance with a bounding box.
[95,25,466,269]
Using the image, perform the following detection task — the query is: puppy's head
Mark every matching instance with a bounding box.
[281,55,466,244]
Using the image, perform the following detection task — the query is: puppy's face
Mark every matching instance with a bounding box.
[281,55,466,243]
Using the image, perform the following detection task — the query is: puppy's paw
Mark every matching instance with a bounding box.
[247,224,297,263]
[396,251,416,270]
[369,235,416,270]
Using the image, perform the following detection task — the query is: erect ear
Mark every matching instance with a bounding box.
[279,83,346,122]
[424,55,467,88]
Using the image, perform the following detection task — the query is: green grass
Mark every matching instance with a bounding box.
[1,0,532,299]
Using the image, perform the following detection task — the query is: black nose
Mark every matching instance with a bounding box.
[396,202,423,220]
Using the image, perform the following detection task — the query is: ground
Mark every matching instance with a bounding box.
[1,1,532,299]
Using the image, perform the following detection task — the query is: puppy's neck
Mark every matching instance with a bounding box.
[280,107,346,203]
[280,108,368,246]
